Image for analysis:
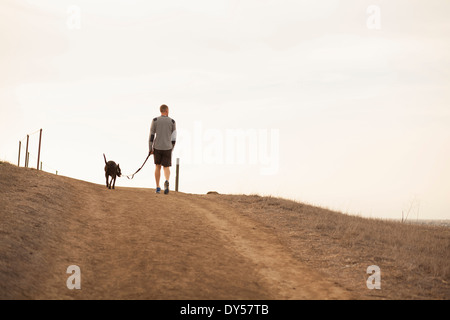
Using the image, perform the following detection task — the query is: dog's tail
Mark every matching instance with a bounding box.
[103,153,107,164]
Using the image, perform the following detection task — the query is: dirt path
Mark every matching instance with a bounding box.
[179,195,352,299]
[0,164,352,299]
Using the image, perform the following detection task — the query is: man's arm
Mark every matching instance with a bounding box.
[149,118,157,154]
[171,120,177,150]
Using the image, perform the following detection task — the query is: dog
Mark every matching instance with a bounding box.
[103,153,121,189]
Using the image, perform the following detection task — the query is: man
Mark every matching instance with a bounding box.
[149,104,177,194]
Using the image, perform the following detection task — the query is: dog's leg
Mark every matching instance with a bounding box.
[112,174,116,189]
[105,173,110,189]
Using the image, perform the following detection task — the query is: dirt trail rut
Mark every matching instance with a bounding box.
[178,195,351,299]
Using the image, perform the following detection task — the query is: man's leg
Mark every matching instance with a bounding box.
[163,166,170,181]
[163,166,170,194]
[155,164,162,189]
[161,150,172,195]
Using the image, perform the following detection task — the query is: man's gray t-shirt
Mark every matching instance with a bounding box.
[149,116,177,151]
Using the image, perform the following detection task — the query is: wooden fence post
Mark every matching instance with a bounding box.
[18,141,21,166]
[36,129,42,170]
[25,135,29,167]
[175,158,180,192]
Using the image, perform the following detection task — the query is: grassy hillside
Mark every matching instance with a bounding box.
[216,194,450,299]
[0,161,448,299]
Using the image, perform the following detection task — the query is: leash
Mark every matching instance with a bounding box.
[124,153,152,180]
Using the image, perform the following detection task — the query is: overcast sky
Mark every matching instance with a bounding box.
[1,0,449,220]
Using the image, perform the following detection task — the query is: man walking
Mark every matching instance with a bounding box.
[149,104,177,194]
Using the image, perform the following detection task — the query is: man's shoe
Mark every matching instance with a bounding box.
[156,187,161,194]
[164,180,169,194]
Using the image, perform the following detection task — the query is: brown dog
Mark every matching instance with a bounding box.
[103,154,121,189]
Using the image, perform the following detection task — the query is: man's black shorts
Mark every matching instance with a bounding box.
[153,149,172,167]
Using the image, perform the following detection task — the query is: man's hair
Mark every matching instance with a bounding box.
[160,104,169,113]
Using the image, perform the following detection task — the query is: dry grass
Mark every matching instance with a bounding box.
[216,194,450,300]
